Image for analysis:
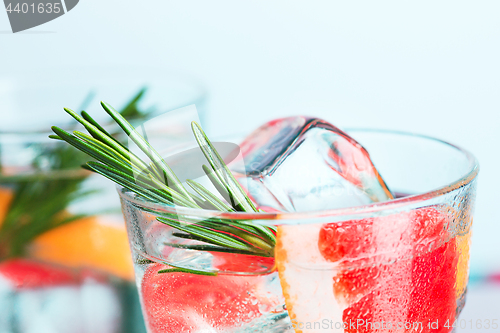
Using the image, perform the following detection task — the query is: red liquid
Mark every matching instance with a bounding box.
[319,207,463,333]
[140,207,467,333]
[141,260,282,333]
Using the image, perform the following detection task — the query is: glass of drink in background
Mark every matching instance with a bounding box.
[0,67,207,333]
[119,128,478,333]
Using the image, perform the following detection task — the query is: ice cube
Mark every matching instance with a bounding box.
[234,116,393,212]
[234,117,396,332]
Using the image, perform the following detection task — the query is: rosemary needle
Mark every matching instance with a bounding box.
[51,101,276,274]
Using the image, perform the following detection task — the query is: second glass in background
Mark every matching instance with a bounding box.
[0,67,208,333]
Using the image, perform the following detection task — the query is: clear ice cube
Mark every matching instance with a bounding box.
[234,116,393,212]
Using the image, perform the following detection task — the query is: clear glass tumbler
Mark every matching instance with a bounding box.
[119,129,478,333]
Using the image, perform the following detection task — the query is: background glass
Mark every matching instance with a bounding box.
[0,68,207,333]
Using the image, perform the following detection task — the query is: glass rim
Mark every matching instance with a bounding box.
[117,128,479,222]
[0,131,91,180]
[0,115,151,137]
[0,169,91,182]
[0,107,206,137]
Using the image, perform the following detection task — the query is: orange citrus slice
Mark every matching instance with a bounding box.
[0,186,14,228]
[29,215,134,280]
[455,222,472,298]
[275,224,344,333]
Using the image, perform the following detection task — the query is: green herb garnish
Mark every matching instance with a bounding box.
[0,89,150,260]
[51,101,276,275]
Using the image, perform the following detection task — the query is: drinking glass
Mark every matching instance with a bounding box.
[118,129,478,333]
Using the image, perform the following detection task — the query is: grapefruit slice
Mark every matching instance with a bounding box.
[275,207,458,333]
[211,251,275,274]
[275,223,344,333]
[29,215,134,280]
[454,229,471,298]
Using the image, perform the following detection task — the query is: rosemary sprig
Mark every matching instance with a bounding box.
[157,262,217,276]
[51,102,276,275]
[192,122,258,212]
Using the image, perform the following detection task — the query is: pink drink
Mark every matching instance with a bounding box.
[320,207,468,333]
[119,129,477,333]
